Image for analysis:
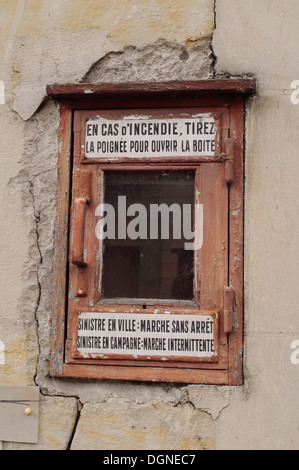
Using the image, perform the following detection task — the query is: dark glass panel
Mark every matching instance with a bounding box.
[102,171,194,300]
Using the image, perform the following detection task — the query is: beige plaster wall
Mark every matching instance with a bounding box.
[213,0,299,449]
[0,0,298,450]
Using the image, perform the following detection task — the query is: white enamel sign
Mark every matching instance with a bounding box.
[76,311,217,361]
[85,114,217,159]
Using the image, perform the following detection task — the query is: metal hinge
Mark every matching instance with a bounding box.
[223,286,235,335]
[224,138,235,185]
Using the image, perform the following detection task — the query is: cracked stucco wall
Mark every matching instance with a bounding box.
[1,0,299,450]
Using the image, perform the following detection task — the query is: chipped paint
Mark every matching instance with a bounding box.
[232,208,241,217]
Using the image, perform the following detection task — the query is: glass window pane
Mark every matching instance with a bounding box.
[101,171,195,300]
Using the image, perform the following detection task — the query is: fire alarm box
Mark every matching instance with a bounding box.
[47,79,255,384]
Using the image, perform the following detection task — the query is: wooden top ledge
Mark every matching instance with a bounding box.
[47,78,256,100]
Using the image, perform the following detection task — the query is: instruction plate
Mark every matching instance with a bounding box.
[84,112,218,159]
[74,311,218,363]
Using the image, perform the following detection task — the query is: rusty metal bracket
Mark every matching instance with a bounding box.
[223,286,235,335]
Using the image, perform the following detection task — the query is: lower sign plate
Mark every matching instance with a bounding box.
[74,311,218,363]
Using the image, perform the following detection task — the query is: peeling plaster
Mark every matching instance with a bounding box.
[10,36,214,121]
[83,38,213,84]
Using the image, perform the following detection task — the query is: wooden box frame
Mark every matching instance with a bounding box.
[47,79,256,385]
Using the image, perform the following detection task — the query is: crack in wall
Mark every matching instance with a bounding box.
[210,0,218,77]
[29,179,42,384]
[66,399,82,450]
